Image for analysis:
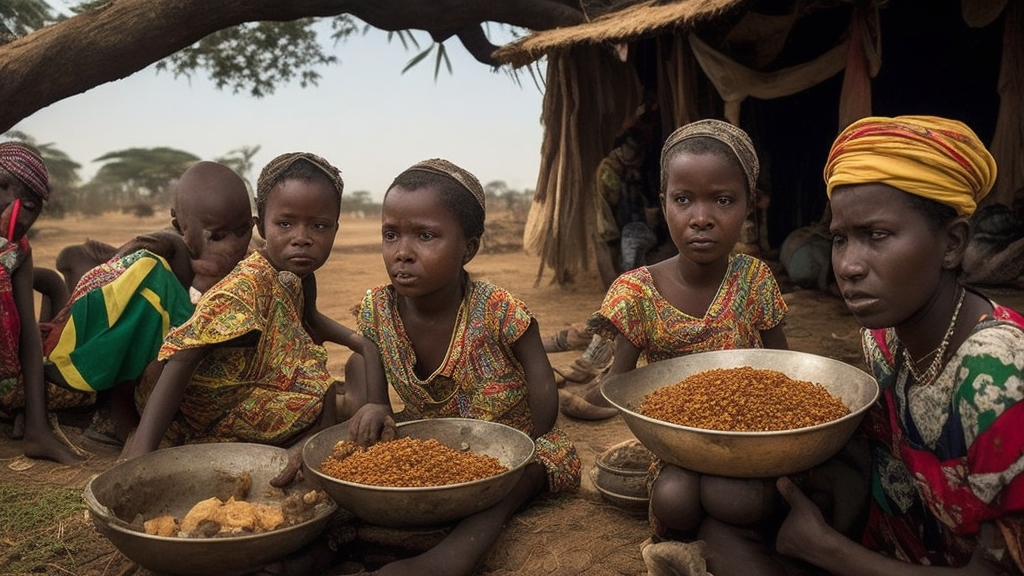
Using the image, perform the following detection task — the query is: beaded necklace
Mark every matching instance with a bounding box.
[903,287,965,386]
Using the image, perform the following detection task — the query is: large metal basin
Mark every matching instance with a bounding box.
[302,418,536,528]
[601,349,879,478]
[83,442,338,576]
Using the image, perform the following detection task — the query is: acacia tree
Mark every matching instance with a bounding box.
[0,0,588,132]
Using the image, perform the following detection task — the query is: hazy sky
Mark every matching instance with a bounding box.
[12,26,547,201]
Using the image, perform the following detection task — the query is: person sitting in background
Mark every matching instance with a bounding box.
[41,161,255,446]
[0,141,85,463]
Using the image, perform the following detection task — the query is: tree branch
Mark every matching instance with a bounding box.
[0,0,586,132]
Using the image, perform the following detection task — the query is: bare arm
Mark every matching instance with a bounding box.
[14,256,45,399]
[513,319,558,438]
[776,477,1005,576]
[120,346,208,460]
[607,333,642,375]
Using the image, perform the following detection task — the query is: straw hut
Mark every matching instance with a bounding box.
[494,0,1022,286]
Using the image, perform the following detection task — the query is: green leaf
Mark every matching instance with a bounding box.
[402,45,433,74]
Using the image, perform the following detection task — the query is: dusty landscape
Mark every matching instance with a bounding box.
[3,210,1022,576]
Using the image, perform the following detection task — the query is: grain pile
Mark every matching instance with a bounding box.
[321,437,508,487]
[639,366,849,431]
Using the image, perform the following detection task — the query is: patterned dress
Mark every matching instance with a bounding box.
[150,251,333,446]
[861,303,1024,570]
[358,281,581,493]
[0,237,91,415]
[594,254,787,362]
[43,249,193,391]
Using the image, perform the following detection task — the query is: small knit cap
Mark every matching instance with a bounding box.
[406,158,486,214]
[0,141,50,201]
[824,115,996,217]
[660,119,759,195]
[255,152,344,214]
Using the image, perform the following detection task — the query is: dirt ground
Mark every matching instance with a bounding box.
[3,211,1023,576]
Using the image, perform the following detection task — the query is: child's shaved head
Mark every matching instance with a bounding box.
[173,161,253,220]
[170,161,254,293]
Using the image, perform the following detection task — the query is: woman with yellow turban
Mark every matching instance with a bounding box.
[774,116,1024,574]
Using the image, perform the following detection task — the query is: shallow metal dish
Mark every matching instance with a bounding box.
[601,349,879,478]
[302,418,536,528]
[83,442,337,576]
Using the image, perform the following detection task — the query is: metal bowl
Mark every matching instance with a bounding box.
[601,349,879,478]
[83,443,338,576]
[302,418,537,528]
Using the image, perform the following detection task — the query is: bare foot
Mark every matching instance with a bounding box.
[23,429,84,464]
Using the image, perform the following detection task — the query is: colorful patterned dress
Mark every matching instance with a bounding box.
[42,249,194,391]
[357,281,581,493]
[593,254,787,362]
[860,303,1024,570]
[150,251,333,446]
[0,237,92,415]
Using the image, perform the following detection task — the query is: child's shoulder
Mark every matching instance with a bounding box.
[468,280,522,303]
[119,228,186,257]
[467,280,532,314]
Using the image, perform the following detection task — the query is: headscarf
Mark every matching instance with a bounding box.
[660,119,760,196]
[255,152,344,217]
[824,115,996,217]
[0,141,50,201]
[405,158,486,215]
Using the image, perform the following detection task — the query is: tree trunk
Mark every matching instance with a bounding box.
[0,0,584,132]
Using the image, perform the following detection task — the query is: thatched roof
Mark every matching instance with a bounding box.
[493,0,748,67]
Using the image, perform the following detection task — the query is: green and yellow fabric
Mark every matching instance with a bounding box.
[45,250,193,391]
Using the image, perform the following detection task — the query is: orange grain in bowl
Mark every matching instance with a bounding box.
[320,437,508,487]
[638,366,849,432]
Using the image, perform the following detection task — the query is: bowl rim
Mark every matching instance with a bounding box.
[602,349,880,437]
[82,443,339,542]
[84,481,338,544]
[594,457,650,476]
[304,417,537,492]
[593,483,650,503]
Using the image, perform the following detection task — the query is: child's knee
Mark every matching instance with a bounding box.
[700,475,778,526]
[650,465,702,532]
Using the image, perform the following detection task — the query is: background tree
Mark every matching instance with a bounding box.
[91,147,200,207]
[216,144,261,189]
[0,0,54,42]
[341,190,380,217]
[0,0,589,132]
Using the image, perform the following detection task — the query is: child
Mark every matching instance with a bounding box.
[41,161,255,446]
[120,152,384,486]
[579,119,790,574]
[0,141,82,463]
[342,158,581,576]
[775,116,1024,574]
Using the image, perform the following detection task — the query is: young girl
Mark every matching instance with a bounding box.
[0,141,82,463]
[120,152,385,485]
[775,116,1024,574]
[576,119,790,574]
[343,158,581,576]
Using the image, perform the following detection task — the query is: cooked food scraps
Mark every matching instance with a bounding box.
[141,472,327,538]
[320,437,509,487]
[638,366,850,431]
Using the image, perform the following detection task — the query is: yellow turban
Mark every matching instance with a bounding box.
[824,115,996,217]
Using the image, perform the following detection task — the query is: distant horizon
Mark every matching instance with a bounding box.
[12,27,547,201]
